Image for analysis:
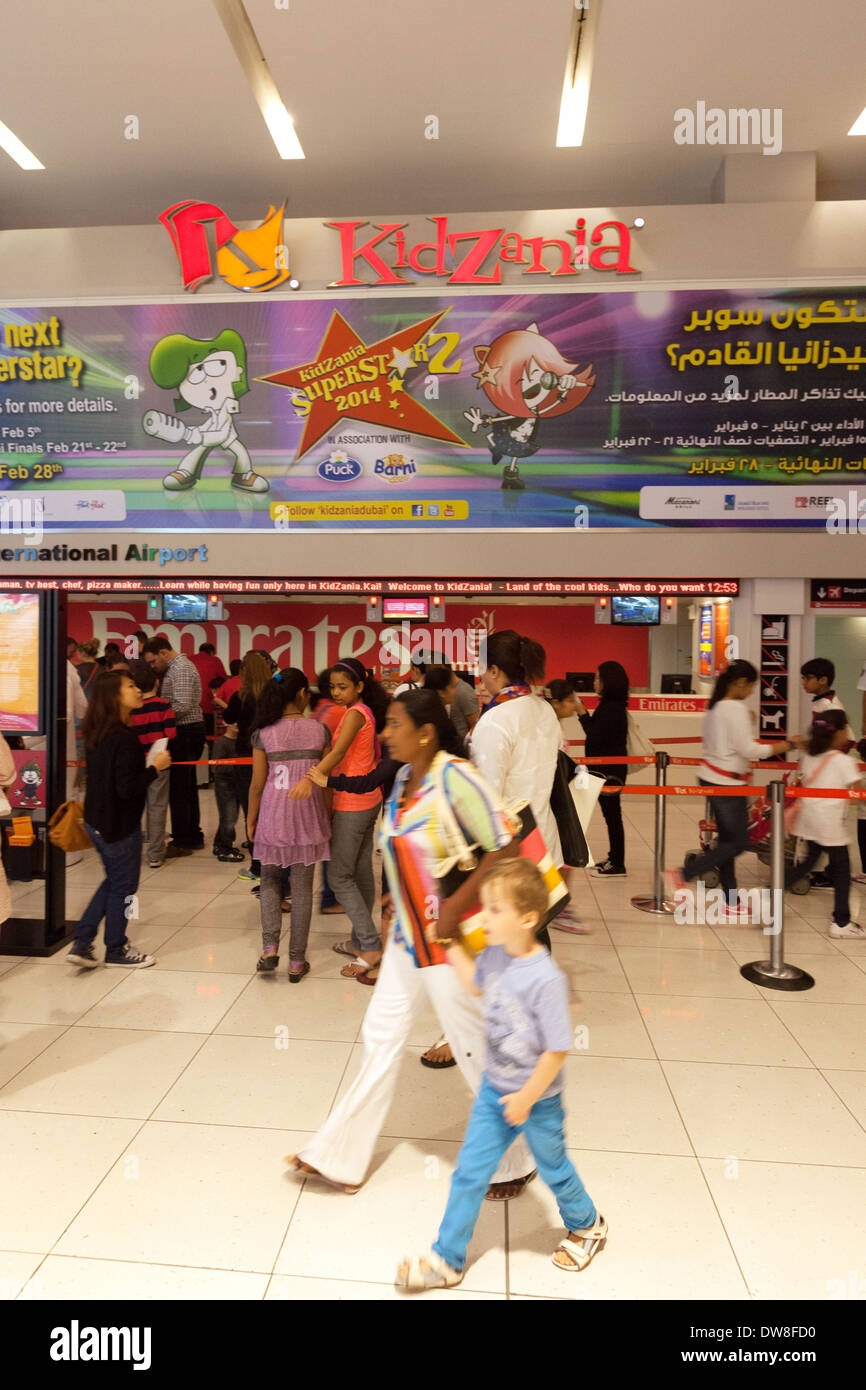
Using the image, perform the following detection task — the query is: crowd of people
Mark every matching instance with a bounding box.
[2,625,864,1288]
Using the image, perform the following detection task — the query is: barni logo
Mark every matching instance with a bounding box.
[50,1320,151,1371]
[160,201,291,293]
[374,453,417,481]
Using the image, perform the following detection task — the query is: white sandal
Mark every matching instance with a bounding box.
[396,1250,464,1291]
[553,1215,608,1271]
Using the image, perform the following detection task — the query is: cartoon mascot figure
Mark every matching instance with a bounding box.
[142,329,268,494]
[464,322,595,490]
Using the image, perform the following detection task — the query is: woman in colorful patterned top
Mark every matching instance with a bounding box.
[288,688,537,1200]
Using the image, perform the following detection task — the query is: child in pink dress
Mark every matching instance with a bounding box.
[246,669,331,981]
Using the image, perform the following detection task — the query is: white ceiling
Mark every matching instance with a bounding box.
[1,0,865,230]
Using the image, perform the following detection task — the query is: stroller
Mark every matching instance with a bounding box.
[696,775,811,894]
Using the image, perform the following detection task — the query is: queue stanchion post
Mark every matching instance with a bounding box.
[740,779,815,992]
[631,751,674,915]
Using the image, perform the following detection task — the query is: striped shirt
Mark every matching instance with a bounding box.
[160,653,202,726]
[379,752,512,968]
[130,696,177,749]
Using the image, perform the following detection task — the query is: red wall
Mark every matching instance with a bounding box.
[72,600,649,686]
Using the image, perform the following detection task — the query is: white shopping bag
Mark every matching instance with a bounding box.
[569,766,606,869]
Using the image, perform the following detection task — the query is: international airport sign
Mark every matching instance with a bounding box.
[2,288,866,532]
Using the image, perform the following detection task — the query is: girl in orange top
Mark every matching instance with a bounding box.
[292,658,390,977]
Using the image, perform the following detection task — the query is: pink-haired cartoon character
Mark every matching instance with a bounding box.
[463,322,596,489]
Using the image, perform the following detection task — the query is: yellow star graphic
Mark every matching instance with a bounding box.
[389,375,405,394]
[473,361,501,389]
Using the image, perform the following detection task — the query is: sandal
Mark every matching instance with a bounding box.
[484,1170,537,1201]
[285,1155,360,1195]
[340,955,381,979]
[355,966,380,986]
[321,904,347,915]
[256,954,279,973]
[289,960,310,984]
[552,1215,608,1271]
[332,939,358,958]
[395,1251,464,1291]
[421,1038,457,1069]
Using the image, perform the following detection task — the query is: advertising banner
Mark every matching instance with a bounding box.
[74,599,653,688]
[2,288,866,532]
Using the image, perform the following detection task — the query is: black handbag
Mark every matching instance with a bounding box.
[550,749,590,868]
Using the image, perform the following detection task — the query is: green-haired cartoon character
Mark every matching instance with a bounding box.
[142,329,268,494]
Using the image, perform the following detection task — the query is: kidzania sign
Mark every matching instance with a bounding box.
[325,215,639,287]
[158,203,640,292]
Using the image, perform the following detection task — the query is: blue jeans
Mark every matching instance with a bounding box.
[75,825,142,957]
[433,1076,597,1272]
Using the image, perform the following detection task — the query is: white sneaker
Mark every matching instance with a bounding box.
[829,920,865,939]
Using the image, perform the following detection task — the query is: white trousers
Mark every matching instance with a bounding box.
[299,937,533,1187]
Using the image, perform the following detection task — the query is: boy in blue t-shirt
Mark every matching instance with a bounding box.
[396,858,607,1291]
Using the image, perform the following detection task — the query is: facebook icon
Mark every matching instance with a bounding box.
[411,504,424,517]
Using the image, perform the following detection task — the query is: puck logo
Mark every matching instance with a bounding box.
[317,452,362,483]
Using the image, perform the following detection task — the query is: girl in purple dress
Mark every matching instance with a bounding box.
[247,668,331,981]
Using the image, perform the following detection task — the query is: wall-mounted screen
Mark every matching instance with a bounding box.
[382,597,430,622]
[611,596,660,626]
[162,593,210,622]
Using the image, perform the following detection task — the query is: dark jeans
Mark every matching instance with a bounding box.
[859,818,866,874]
[169,722,205,847]
[234,763,261,876]
[212,735,239,852]
[599,789,625,870]
[786,840,851,926]
[684,779,749,895]
[76,825,142,956]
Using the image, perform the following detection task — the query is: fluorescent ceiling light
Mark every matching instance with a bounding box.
[556,0,603,147]
[0,120,44,170]
[847,106,866,135]
[212,0,304,159]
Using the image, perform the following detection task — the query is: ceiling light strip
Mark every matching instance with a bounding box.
[0,119,44,170]
[212,0,304,159]
[556,0,604,148]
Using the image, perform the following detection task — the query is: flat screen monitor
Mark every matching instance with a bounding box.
[162,593,210,622]
[0,593,42,734]
[566,671,595,692]
[382,597,430,622]
[611,595,660,626]
[661,673,692,694]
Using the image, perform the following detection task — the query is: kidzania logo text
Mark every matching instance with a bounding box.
[325,215,639,287]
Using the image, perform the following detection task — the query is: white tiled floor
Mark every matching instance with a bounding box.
[0,789,864,1301]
